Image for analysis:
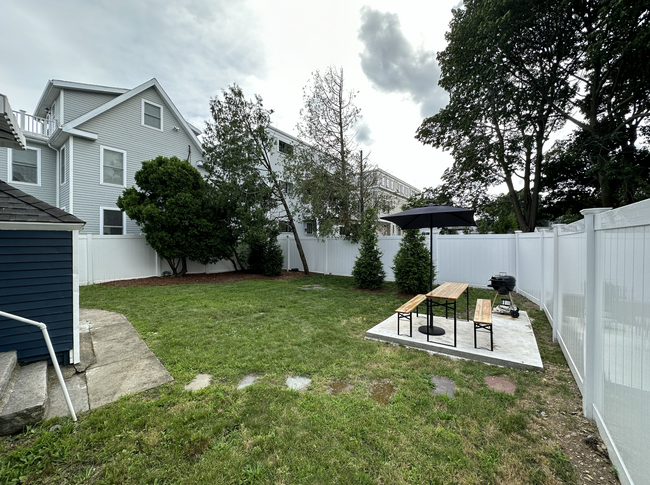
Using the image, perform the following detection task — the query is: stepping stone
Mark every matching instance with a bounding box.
[370,383,395,404]
[237,375,258,389]
[329,381,352,395]
[184,374,212,391]
[484,375,516,395]
[431,376,455,398]
[286,376,311,391]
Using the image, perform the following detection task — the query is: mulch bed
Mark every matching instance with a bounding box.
[99,270,309,287]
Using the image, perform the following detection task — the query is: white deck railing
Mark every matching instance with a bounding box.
[12,110,57,137]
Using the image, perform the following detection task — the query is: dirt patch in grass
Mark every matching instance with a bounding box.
[99,270,309,287]
[513,293,619,484]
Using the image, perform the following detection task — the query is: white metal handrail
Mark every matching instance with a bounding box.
[0,310,77,422]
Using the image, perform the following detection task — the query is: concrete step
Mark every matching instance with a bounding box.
[0,361,48,436]
[0,351,18,398]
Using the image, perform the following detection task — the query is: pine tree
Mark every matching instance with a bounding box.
[352,209,386,290]
[393,229,432,294]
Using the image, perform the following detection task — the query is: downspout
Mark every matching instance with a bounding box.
[69,136,74,213]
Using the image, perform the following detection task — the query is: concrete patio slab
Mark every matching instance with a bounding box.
[46,309,173,418]
[365,311,543,371]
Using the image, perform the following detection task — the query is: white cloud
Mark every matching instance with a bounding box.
[357,7,448,117]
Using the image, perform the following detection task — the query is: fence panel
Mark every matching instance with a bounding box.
[596,204,650,484]
[556,221,587,390]
[435,234,515,287]
[517,233,542,305]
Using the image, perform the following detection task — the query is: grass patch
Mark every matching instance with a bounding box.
[1,276,581,483]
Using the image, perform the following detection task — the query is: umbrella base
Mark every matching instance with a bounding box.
[418,325,446,336]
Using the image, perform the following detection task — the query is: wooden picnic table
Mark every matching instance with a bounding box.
[420,282,470,347]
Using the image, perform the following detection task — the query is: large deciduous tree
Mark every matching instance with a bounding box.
[416,0,573,232]
[418,0,650,225]
[285,66,388,238]
[202,84,310,275]
[117,156,233,277]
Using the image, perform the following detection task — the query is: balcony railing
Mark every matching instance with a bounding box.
[13,110,58,137]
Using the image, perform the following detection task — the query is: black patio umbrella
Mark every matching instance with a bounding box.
[381,204,476,335]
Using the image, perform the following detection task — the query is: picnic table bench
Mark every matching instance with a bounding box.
[395,294,427,337]
[473,299,493,351]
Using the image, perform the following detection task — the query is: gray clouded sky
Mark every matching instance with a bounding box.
[1,0,459,190]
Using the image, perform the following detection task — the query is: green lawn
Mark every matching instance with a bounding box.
[1,275,578,484]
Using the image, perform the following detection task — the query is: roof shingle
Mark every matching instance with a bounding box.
[0,179,86,225]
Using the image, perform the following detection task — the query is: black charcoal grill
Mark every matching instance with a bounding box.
[488,273,519,318]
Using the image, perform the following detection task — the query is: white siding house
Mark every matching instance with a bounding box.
[1,79,203,235]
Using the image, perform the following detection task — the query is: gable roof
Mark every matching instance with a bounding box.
[0,179,85,229]
[64,78,203,156]
[34,80,128,118]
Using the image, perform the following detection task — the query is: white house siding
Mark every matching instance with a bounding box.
[72,87,200,234]
[0,141,57,206]
[63,91,121,124]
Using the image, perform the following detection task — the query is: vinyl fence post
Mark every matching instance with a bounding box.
[86,235,94,286]
[514,231,522,292]
[325,237,329,275]
[580,208,610,420]
[539,229,544,310]
[287,235,291,270]
[552,224,564,342]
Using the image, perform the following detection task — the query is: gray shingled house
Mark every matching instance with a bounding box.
[0,180,85,364]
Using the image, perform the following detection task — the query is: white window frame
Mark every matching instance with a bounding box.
[100,145,127,187]
[305,221,314,235]
[141,99,163,132]
[100,207,126,235]
[60,146,67,185]
[8,147,41,186]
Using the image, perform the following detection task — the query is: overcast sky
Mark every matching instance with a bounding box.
[1,0,461,191]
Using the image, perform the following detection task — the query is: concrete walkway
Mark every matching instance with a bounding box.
[365,311,543,371]
[45,309,173,420]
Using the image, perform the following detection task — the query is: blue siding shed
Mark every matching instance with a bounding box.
[0,180,85,364]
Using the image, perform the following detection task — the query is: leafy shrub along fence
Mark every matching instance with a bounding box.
[78,198,650,484]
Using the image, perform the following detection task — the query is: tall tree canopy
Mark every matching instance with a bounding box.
[417,0,650,230]
[202,84,310,274]
[117,156,232,276]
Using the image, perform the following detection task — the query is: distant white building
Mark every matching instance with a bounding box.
[266,126,420,237]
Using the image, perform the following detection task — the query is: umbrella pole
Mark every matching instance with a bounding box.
[430,217,433,292]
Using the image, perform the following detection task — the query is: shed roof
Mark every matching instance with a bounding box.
[0,180,85,225]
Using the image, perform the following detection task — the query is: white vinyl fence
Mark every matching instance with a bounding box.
[78,199,650,484]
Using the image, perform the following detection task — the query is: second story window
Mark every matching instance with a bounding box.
[279,140,293,155]
[9,147,40,185]
[142,99,163,131]
[305,221,314,235]
[101,146,126,186]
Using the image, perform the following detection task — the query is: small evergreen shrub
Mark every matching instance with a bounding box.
[352,209,386,290]
[247,229,284,277]
[262,237,284,276]
[393,229,432,294]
